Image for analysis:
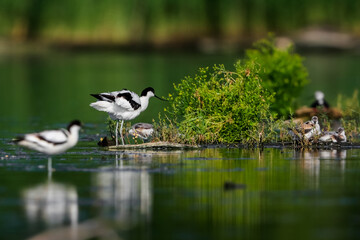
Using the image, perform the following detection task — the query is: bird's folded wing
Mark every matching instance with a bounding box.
[35,129,68,144]
[91,92,116,102]
[115,92,141,110]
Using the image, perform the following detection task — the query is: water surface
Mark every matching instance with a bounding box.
[0,51,360,239]
[1,145,360,240]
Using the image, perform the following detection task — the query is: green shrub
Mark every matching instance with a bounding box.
[165,61,274,144]
[337,89,360,142]
[245,35,309,117]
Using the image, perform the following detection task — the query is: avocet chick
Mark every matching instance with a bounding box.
[313,116,321,135]
[129,123,154,140]
[319,130,337,142]
[319,127,346,143]
[333,127,347,143]
[288,116,319,140]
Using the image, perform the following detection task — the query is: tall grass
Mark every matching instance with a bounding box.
[1,0,360,44]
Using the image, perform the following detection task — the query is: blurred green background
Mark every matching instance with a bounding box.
[0,0,359,48]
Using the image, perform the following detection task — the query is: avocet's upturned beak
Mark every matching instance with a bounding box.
[155,95,167,101]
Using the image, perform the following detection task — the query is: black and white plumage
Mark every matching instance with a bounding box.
[305,116,321,135]
[90,87,164,146]
[129,123,154,140]
[319,127,346,143]
[13,120,82,155]
[310,91,330,109]
[288,116,319,140]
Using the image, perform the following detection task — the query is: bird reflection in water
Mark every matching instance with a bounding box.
[94,153,152,228]
[22,173,78,238]
[294,148,346,161]
[319,149,347,160]
[294,149,347,189]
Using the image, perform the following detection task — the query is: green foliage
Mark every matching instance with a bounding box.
[337,89,360,142]
[152,114,185,144]
[106,116,117,140]
[337,89,360,121]
[165,61,274,144]
[245,36,309,117]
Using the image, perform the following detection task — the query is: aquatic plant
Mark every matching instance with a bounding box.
[152,114,185,144]
[163,60,274,144]
[337,89,360,142]
[244,35,309,117]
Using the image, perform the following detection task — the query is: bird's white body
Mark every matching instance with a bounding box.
[304,129,316,140]
[338,130,347,142]
[315,91,325,105]
[15,121,81,155]
[319,131,337,142]
[316,127,320,136]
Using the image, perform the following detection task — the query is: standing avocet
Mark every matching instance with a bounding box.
[13,120,82,174]
[311,91,330,109]
[90,87,164,146]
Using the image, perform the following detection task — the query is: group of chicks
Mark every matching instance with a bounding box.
[289,116,346,143]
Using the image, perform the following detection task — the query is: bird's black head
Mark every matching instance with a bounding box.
[337,127,344,133]
[141,87,155,97]
[311,116,318,123]
[67,120,82,130]
[141,87,167,101]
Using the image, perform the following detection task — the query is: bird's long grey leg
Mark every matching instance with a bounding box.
[120,120,125,145]
[115,120,119,147]
[48,157,52,180]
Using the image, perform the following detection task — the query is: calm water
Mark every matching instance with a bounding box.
[0,51,360,239]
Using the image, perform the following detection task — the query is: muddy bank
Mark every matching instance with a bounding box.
[104,141,360,150]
